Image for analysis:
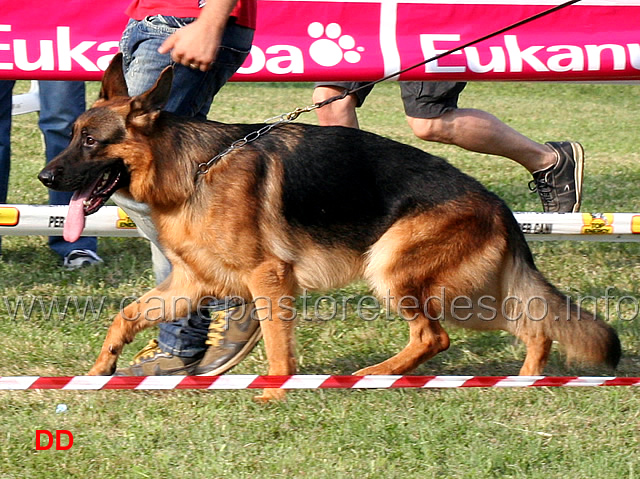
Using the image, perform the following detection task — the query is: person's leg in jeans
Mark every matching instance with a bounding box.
[38,81,102,267]
[0,80,16,255]
[113,16,260,376]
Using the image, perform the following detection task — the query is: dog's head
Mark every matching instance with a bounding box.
[38,53,173,242]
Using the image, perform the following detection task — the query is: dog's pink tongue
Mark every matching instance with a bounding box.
[64,190,90,243]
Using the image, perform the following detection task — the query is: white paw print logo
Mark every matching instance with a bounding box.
[308,22,364,67]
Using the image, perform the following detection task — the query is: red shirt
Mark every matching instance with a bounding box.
[126,0,257,29]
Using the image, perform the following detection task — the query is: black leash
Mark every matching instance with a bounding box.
[197,0,582,177]
[315,0,583,108]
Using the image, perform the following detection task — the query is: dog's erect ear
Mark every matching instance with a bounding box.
[99,53,129,101]
[126,66,174,133]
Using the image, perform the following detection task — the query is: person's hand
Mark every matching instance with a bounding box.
[158,20,222,71]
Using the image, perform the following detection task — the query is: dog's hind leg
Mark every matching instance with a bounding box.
[354,310,450,376]
[358,205,508,376]
[87,271,203,376]
[247,258,298,402]
[517,332,553,376]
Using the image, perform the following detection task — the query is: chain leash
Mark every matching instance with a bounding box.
[196,104,320,177]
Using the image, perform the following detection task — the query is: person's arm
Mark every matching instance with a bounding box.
[158,0,239,71]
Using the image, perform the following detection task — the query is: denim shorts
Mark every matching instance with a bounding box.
[119,15,254,119]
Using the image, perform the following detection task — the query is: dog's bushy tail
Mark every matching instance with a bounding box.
[502,222,621,369]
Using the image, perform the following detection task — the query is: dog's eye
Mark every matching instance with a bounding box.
[84,136,97,147]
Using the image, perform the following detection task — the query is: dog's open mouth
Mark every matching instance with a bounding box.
[64,167,123,243]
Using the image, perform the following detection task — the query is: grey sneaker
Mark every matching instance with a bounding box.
[194,302,262,376]
[63,249,103,269]
[529,141,584,213]
[113,339,202,376]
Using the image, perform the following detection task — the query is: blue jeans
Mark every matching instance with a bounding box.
[39,81,98,257]
[0,81,14,219]
[0,80,97,257]
[113,15,254,357]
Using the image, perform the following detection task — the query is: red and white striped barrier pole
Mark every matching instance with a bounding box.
[1,375,639,390]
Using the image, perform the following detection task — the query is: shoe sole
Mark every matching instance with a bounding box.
[196,328,264,376]
[569,141,584,213]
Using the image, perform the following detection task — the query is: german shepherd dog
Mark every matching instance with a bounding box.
[39,54,620,400]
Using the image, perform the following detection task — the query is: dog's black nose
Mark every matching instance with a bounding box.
[38,168,56,187]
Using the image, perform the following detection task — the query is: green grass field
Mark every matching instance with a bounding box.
[1,80,639,478]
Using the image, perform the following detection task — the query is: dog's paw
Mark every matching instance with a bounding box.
[353,364,391,376]
[87,363,117,376]
[253,388,287,402]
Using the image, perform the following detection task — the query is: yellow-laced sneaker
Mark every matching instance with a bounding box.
[194,302,262,376]
[113,339,202,376]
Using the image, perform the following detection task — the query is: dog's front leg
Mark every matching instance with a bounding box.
[247,259,297,402]
[88,274,201,375]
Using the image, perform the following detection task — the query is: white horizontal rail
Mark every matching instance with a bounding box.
[11,81,40,115]
[1,204,639,242]
[514,211,640,242]
[0,204,140,237]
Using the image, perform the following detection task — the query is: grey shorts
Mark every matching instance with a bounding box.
[314,81,467,119]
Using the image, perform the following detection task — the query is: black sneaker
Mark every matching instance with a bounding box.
[63,249,103,269]
[529,141,584,213]
[194,302,262,376]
